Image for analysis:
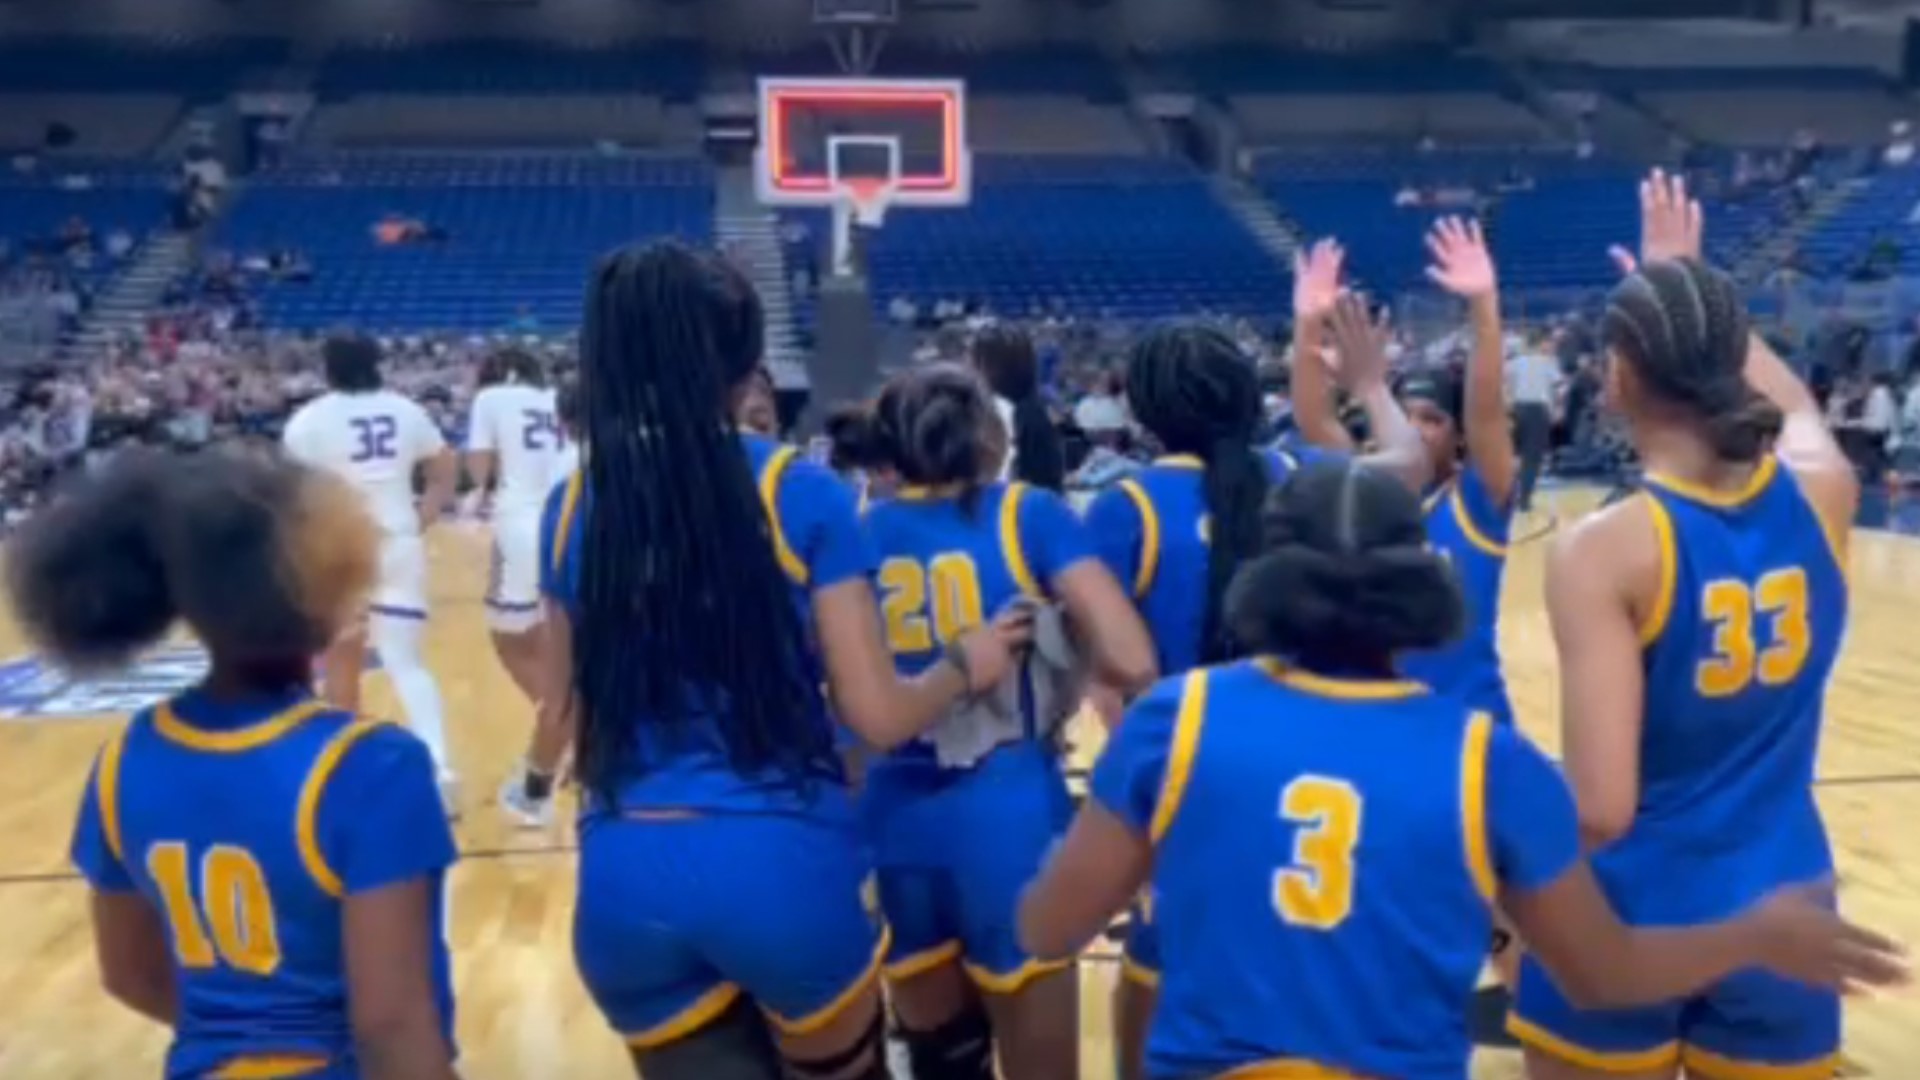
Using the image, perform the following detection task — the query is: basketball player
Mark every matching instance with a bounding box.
[499,371,581,826]
[1017,457,1906,1079]
[857,364,1156,1080]
[547,242,1028,1080]
[282,335,460,807]
[462,348,565,702]
[21,449,456,1078]
[1511,174,1873,1079]
[1083,261,1431,1080]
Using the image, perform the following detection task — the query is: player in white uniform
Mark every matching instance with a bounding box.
[281,335,460,799]
[499,370,579,827]
[463,349,568,696]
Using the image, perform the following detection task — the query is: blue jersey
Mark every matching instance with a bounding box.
[1084,449,1325,674]
[1597,456,1846,925]
[1399,465,1514,724]
[541,432,876,816]
[1092,660,1579,1079]
[70,690,456,1080]
[862,481,1094,745]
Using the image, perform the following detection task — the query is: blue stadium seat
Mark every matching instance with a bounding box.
[216,153,713,332]
[784,155,1289,322]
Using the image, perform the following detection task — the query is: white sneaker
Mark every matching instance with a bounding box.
[497,771,554,829]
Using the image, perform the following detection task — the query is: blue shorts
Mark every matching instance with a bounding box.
[861,741,1073,993]
[1510,956,1840,1077]
[573,809,888,1050]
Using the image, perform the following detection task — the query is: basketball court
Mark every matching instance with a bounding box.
[0,70,1916,1076]
[0,488,1916,1077]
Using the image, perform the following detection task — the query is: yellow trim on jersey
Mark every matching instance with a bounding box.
[1506,1015,1680,1073]
[154,699,329,754]
[883,940,962,982]
[1216,1058,1366,1079]
[96,727,131,863]
[296,720,395,898]
[893,483,965,501]
[1681,1044,1843,1080]
[551,469,583,575]
[1149,669,1210,844]
[1460,711,1497,903]
[1120,955,1160,988]
[209,1054,331,1079]
[1448,483,1507,557]
[764,923,893,1036]
[759,445,808,585]
[1253,657,1426,700]
[1155,454,1204,469]
[1000,482,1043,598]
[1637,492,1678,647]
[625,982,744,1050]
[964,955,1073,995]
[1780,462,1851,586]
[1644,453,1777,509]
[1116,478,1160,599]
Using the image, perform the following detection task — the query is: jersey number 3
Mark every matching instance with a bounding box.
[1274,775,1363,931]
[1696,567,1810,698]
[147,841,282,975]
[879,554,984,653]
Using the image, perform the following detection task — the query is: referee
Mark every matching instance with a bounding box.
[1506,335,1559,513]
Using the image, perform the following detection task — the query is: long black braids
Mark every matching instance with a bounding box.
[1126,323,1268,664]
[573,241,836,807]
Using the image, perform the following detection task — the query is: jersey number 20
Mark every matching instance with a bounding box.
[879,554,984,653]
[147,841,282,975]
[1696,567,1810,698]
[1274,775,1363,931]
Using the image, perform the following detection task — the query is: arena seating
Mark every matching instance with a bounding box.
[788,155,1288,321]
[1538,62,1913,148]
[1798,167,1920,279]
[215,153,713,331]
[0,36,286,96]
[316,41,705,99]
[0,161,171,266]
[1256,150,1795,294]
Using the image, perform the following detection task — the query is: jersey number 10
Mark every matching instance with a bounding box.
[147,841,282,976]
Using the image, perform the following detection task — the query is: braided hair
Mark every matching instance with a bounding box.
[1604,257,1780,462]
[572,241,836,807]
[1126,323,1268,664]
[1227,459,1462,675]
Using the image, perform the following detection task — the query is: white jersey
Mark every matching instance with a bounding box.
[465,383,570,517]
[282,389,447,537]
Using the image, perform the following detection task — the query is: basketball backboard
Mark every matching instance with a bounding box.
[755,76,972,210]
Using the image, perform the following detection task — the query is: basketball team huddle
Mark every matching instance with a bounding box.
[9,169,1906,1080]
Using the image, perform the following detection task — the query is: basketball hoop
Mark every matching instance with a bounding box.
[842,177,894,229]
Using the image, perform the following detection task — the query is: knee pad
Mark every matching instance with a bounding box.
[785,1006,889,1080]
[899,1006,994,1080]
[632,995,782,1080]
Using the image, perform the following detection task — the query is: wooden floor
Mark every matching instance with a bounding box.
[2,488,1918,1078]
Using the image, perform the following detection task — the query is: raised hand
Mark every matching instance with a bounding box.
[1611,167,1704,275]
[1292,238,1346,321]
[1325,291,1392,393]
[1424,216,1497,300]
[1746,881,1909,995]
